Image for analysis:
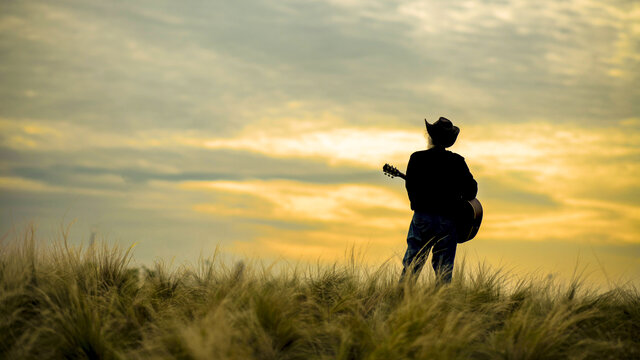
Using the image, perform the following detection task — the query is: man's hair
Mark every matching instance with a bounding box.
[424,131,435,149]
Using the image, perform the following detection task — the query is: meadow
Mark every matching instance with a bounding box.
[1,227,638,359]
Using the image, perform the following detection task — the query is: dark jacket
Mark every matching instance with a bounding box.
[405,147,477,216]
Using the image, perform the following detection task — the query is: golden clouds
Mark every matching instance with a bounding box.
[0,118,201,152]
[457,122,639,244]
[1,115,638,267]
[179,180,410,261]
[0,176,59,193]
[182,119,639,258]
[182,180,407,229]
[204,127,421,166]
[459,122,639,189]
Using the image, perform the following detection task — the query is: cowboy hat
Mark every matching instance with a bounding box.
[425,117,459,148]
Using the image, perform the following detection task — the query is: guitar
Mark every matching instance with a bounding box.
[383,163,483,243]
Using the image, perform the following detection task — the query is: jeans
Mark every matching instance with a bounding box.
[400,211,458,283]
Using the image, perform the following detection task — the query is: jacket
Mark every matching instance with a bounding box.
[405,147,478,216]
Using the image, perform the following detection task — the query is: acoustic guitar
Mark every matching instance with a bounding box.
[383,163,483,243]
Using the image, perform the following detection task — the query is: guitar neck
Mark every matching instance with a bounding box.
[382,163,407,180]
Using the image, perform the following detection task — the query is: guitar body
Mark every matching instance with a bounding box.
[383,163,483,243]
[455,198,483,243]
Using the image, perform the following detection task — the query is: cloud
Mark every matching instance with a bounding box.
[3,117,637,249]
[204,127,420,166]
[0,176,62,193]
[2,0,637,135]
[182,180,407,229]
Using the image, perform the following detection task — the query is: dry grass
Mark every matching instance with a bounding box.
[1,226,638,359]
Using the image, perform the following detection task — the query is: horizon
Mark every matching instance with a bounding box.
[1,0,638,288]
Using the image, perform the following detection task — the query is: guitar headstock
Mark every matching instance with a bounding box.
[383,163,402,178]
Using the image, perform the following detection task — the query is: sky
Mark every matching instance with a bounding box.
[1,0,639,287]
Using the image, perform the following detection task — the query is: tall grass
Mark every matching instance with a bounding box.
[1,227,638,359]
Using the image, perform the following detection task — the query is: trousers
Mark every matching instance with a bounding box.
[400,211,458,283]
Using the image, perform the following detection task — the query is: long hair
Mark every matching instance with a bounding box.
[424,131,435,149]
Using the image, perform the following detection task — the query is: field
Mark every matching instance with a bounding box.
[1,228,639,359]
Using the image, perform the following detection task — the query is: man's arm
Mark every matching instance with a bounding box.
[405,153,418,202]
[459,158,478,200]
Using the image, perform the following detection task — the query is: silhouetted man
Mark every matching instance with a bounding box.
[400,117,477,284]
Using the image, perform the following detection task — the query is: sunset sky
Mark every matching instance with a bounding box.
[1,0,638,286]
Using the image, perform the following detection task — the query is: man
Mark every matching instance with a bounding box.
[400,117,477,284]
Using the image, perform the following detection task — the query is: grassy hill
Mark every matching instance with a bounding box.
[1,229,638,359]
